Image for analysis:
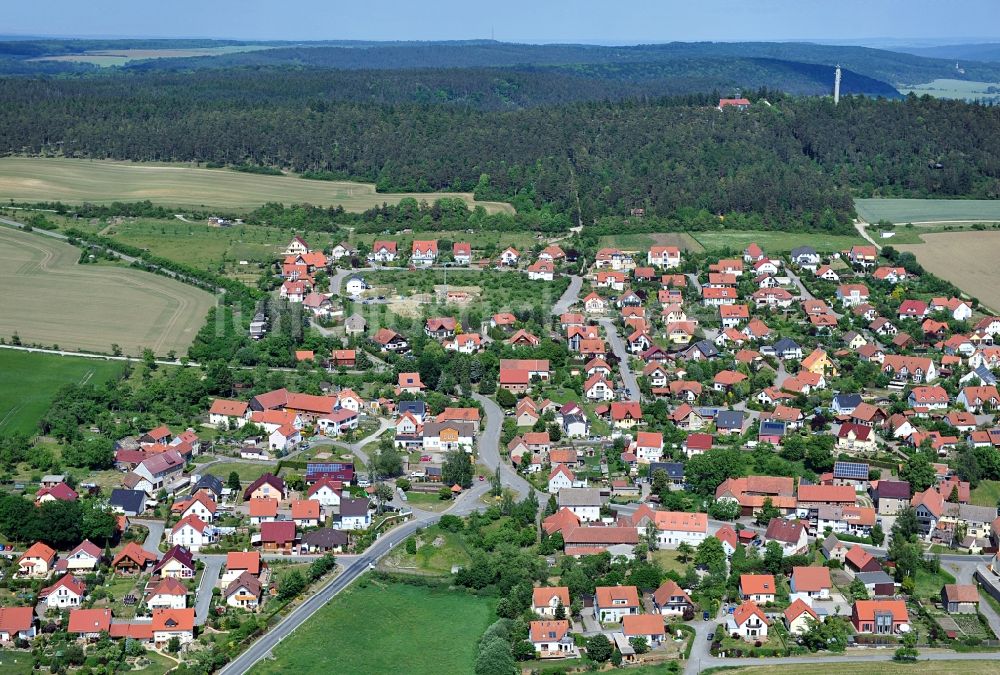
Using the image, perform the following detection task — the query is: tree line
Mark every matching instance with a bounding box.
[2,72,999,228]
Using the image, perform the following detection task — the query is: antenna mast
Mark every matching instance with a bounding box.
[834,65,842,105]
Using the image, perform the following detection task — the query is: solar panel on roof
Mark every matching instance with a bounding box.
[833,461,869,479]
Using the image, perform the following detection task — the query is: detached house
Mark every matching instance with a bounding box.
[851,600,908,634]
[17,542,56,579]
[728,601,769,641]
[533,587,571,618]
[39,575,86,609]
[411,240,438,266]
[595,586,640,623]
[652,580,693,617]
[530,620,577,659]
[740,574,776,604]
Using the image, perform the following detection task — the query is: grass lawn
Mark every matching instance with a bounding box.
[405,490,456,512]
[970,480,1000,507]
[130,652,178,674]
[94,219,299,273]
[652,548,690,574]
[914,567,957,600]
[691,230,862,253]
[0,350,122,435]
[207,462,274,482]
[714,662,1000,675]
[0,650,33,674]
[382,525,472,575]
[251,577,495,675]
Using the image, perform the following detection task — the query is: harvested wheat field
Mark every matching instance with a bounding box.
[0,226,214,356]
[897,231,1000,312]
[0,157,514,214]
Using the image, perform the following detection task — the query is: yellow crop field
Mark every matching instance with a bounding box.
[0,226,214,356]
[0,157,515,214]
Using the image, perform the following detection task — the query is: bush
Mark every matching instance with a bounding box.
[405,537,418,554]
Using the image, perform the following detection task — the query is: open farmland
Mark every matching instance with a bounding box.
[691,229,862,253]
[251,578,494,675]
[897,231,1000,312]
[31,45,273,67]
[0,157,514,214]
[856,198,1000,225]
[0,226,214,356]
[597,232,703,252]
[0,350,122,435]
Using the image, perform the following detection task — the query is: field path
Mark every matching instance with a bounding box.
[854,219,882,250]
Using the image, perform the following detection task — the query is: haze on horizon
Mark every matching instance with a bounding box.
[4,0,1000,44]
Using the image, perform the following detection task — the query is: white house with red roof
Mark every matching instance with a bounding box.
[648,246,681,268]
[268,425,302,452]
[369,240,398,263]
[728,601,769,640]
[60,540,102,573]
[18,542,57,578]
[411,240,438,266]
[209,399,249,428]
[548,465,577,494]
[306,478,343,508]
[40,575,86,608]
[630,432,663,463]
[169,515,216,552]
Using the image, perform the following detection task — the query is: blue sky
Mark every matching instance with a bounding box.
[5,1,999,43]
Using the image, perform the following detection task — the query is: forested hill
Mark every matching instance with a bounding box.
[3,72,999,229]
[119,40,1000,86]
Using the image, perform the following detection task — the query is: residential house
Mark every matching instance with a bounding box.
[145,577,189,610]
[740,574,777,604]
[0,606,36,642]
[243,474,286,502]
[339,498,371,530]
[151,546,196,579]
[17,542,56,579]
[784,599,818,636]
[533,587,571,618]
[872,480,911,516]
[790,566,832,599]
[595,586,641,623]
[39,575,86,609]
[68,608,112,641]
[764,518,808,556]
[151,608,195,648]
[728,601,769,641]
[112,543,157,576]
[622,614,666,647]
[651,580,693,617]
[845,545,882,576]
[654,511,708,549]
[169,515,216,552]
[225,572,263,612]
[851,600,908,634]
[259,521,298,553]
[530,620,578,658]
[557,488,603,522]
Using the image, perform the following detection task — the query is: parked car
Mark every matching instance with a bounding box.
[478,475,485,481]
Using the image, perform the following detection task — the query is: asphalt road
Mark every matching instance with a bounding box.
[551,274,583,315]
[473,393,536,500]
[221,389,522,673]
[219,483,490,674]
[195,554,225,626]
[131,519,165,557]
[599,318,640,401]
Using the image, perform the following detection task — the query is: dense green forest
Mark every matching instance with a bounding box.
[2,70,999,227]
